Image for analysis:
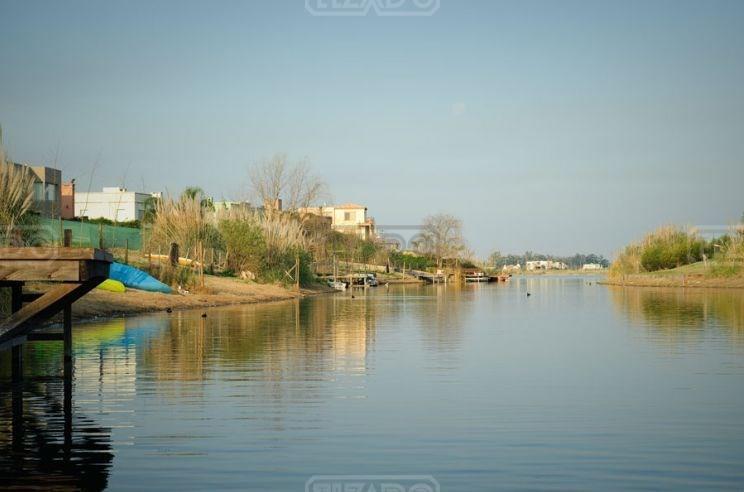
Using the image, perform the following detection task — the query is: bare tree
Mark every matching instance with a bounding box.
[414,213,467,267]
[248,154,327,212]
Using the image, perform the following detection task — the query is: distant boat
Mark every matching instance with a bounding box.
[328,280,347,291]
[464,271,489,283]
[109,262,172,294]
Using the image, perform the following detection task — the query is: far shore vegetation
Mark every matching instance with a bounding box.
[607,224,744,286]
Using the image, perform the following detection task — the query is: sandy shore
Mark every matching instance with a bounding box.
[600,274,744,289]
[27,275,336,321]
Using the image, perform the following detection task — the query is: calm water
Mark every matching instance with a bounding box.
[2,277,744,490]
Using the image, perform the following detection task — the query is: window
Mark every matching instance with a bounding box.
[34,182,44,201]
[344,211,352,221]
[45,183,58,201]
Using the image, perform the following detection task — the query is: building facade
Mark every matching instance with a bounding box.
[61,181,75,219]
[75,187,161,222]
[299,203,375,240]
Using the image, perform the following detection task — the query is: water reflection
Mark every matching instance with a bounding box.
[139,295,380,385]
[3,284,742,490]
[610,286,744,344]
[0,379,114,490]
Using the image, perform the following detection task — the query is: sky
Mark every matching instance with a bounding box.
[1,0,743,257]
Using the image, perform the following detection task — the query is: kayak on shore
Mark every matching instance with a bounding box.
[109,262,173,294]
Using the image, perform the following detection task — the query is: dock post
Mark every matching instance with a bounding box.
[63,304,73,366]
[169,242,179,267]
[63,304,73,377]
[11,345,23,383]
[10,282,24,384]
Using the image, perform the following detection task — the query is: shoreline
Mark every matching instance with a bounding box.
[599,274,744,289]
[27,275,337,323]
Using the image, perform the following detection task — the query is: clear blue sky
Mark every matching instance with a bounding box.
[1,0,743,257]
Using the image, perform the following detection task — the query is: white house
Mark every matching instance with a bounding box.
[526,260,568,271]
[299,203,375,240]
[75,187,161,222]
[582,263,603,270]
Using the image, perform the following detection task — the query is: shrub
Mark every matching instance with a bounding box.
[390,251,436,271]
[611,226,707,275]
[218,216,266,275]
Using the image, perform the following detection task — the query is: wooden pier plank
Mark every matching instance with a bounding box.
[0,248,113,262]
[0,260,81,282]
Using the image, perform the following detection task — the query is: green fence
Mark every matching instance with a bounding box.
[38,218,143,250]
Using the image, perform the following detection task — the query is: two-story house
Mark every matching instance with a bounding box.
[299,203,375,240]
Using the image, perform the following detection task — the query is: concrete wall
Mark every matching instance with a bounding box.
[75,188,157,222]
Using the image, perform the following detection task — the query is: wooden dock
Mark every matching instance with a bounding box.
[408,269,448,284]
[0,248,112,378]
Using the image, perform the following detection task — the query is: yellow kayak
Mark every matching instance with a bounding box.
[97,279,126,293]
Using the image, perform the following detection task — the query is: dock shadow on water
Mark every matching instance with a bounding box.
[0,377,114,490]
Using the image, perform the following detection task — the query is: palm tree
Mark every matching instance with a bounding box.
[181,186,214,211]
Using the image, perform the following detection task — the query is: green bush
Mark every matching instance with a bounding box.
[389,251,436,271]
[612,226,708,275]
[639,228,705,271]
[219,218,266,275]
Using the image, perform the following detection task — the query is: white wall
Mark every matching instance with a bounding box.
[75,190,153,222]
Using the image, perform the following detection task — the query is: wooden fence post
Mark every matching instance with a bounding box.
[169,242,179,267]
[63,229,72,248]
[295,255,300,292]
[124,239,129,264]
[98,223,104,250]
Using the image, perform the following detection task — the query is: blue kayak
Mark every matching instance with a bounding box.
[109,262,172,294]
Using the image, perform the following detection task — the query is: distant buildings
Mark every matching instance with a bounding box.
[3,159,65,218]
[525,260,568,271]
[75,187,161,222]
[214,200,253,212]
[299,203,376,240]
[502,263,522,273]
[582,263,604,270]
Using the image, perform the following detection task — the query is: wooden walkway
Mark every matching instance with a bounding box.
[0,248,112,380]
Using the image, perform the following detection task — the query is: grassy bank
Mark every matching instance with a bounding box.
[601,261,744,289]
[606,225,744,288]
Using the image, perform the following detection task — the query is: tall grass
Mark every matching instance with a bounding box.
[147,193,221,258]
[0,142,36,246]
[712,230,744,276]
[610,226,706,276]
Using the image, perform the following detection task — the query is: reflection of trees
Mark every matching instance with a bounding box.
[610,287,744,345]
[407,284,470,353]
[0,380,114,491]
[139,294,381,387]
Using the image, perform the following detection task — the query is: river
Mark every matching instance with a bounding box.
[2,277,744,490]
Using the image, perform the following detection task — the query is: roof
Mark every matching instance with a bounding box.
[334,203,367,210]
